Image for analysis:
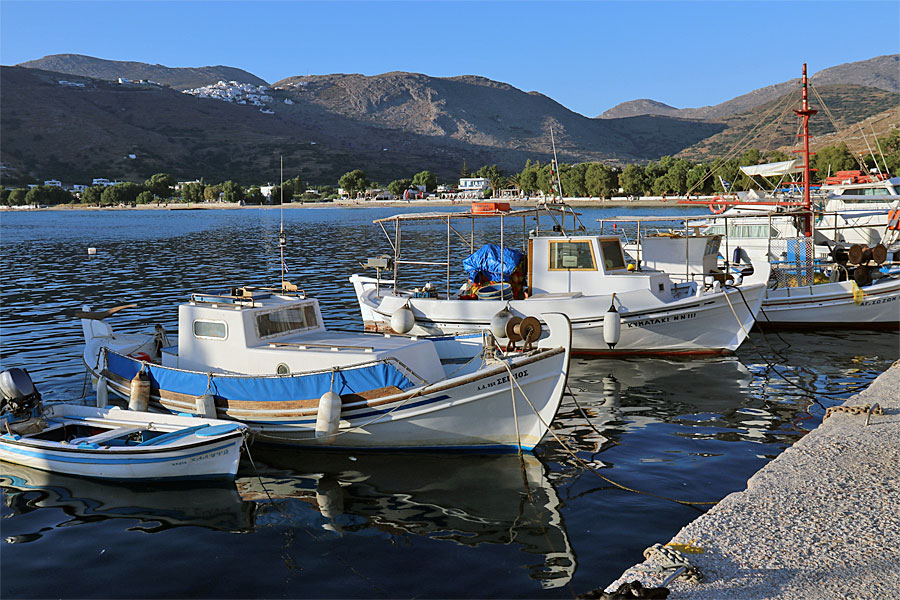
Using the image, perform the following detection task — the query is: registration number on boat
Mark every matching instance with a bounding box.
[476,369,528,391]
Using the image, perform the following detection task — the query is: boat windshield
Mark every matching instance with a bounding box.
[598,239,627,270]
[256,304,319,339]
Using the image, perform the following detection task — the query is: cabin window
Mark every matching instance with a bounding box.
[193,320,227,339]
[549,240,597,271]
[256,305,316,339]
[598,240,627,270]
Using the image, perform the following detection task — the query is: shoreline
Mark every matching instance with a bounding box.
[2,196,714,212]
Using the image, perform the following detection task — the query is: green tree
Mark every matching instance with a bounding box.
[221,180,244,204]
[411,170,437,192]
[101,182,144,205]
[245,187,264,204]
[8,188,28,206]
[203,184,222,202]
[476,164,505,197]
[182,182,204,203]
[25,185,73,205]
[518,161,541,195]
[812,142,856,180]
[136,190,154,204]
[388,178,413,197]
[619,164,649,196]
[460,160,470,179]
[80,186,104,205]
[339,170,369,198]
[144,173,176,199]
[584,163,619,198]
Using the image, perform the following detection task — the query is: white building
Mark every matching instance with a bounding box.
[458,177,490,198]
[92,178,113,187]
[43,180,62,187]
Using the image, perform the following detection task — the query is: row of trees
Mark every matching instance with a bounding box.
[4,130,897,206]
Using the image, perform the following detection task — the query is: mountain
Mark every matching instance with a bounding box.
[676,84,899,160]
[598,99,681,119]
[599,54,899,120]
[1,54,894,186]
[273,72,724,161]
[16,54,268,90]
[0,65,724,185]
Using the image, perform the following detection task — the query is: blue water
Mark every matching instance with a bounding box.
[1,206,897,598]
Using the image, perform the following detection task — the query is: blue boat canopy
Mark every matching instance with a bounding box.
[463,244,523,283]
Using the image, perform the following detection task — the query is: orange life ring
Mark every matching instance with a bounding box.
[710,198,726,214]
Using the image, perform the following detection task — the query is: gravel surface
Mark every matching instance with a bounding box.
[605,360,900,599]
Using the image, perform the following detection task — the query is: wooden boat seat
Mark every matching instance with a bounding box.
[70,425,146,445]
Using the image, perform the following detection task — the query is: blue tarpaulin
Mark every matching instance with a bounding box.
[106,351,415,402]
[463,244,523,283]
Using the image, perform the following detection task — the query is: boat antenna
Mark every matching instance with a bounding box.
[871,123,890,177]
[858,124,882,177]
[793,63,817,237]
[279,156,286,290]
[550,127,564,203]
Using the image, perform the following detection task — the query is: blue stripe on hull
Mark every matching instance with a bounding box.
[0,440,238,465]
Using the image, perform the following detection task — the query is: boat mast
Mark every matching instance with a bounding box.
[793,63,817,237]
[279,157,287,289]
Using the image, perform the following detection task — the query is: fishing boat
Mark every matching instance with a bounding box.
[350,206,768,356]
[79,286,572,452]
[609,213,900,330]
[0,369,246,480]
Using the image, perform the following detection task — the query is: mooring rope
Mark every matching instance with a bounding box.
[498,360,718,507]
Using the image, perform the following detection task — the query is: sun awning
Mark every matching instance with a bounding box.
[739,160,803,178]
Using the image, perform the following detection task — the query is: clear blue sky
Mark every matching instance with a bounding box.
[2,1,897,117]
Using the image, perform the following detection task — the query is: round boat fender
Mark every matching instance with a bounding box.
[603,294,621,350]
[490,305,513,340]
[390,303,415,334]
[128,367,150,412]
[315,391,342,445]
[96,376,109,408]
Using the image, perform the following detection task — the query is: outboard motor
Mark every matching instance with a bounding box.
[0,368,42,418]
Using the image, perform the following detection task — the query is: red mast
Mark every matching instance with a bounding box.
[793,63,817,237]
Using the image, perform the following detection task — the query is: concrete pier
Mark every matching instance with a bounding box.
[605,360,900,599]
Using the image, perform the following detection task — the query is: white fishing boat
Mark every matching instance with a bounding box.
[350,206,767,356]
[79,286,572,452]
[0,369,246,480]
[613,215,900,331]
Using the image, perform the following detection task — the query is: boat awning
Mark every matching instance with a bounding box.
[739,160,803,178]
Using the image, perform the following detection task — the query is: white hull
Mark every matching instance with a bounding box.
[352,275,765,356]
[86,314,572,452]
[0,405,244,480]
[759,277,900,327]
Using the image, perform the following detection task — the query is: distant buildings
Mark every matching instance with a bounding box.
[182,80,275,113]
[457,177,490,199]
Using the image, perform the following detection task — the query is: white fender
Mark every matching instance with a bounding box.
[196,393,217,419]
[95,376,108,408]
[603,299,621,350]
[490,306,513,339]
[315,391,342,445]
[390,305,415,334]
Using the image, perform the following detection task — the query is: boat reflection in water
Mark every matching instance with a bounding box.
[0,463,254,538]
[236,449,575,589]
[555,354,802,456]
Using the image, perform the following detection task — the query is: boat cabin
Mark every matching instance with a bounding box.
[164,288,445,381]
[528,235,673,296]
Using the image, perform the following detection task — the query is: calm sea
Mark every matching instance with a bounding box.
[1,206,896,598]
